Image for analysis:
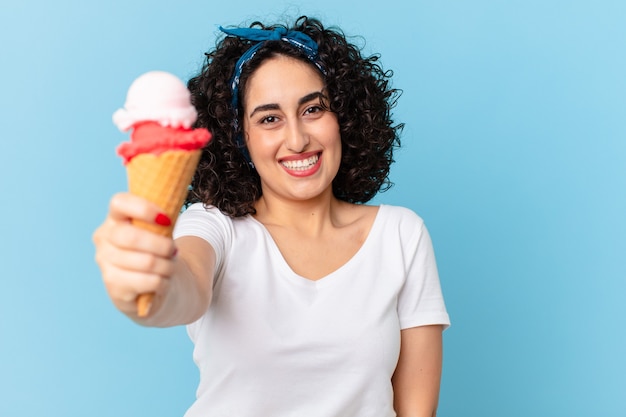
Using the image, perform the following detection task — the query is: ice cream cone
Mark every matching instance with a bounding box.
[126,148,202,316]
[113,71,211,318]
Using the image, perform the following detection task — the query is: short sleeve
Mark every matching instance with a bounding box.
[397,215,450,330]
[173,203,233,275]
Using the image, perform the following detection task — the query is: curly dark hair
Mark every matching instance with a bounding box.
[186,16,403,217]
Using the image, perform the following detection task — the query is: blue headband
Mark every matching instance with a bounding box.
[218,26,325,162]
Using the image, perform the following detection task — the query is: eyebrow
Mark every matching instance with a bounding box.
[249,91,327,118]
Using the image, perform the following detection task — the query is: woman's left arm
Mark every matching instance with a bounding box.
[392,324,444,417]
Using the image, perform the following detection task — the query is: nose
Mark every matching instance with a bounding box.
[285,120,310,153]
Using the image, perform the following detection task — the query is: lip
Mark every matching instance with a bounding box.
[279,151,322,177]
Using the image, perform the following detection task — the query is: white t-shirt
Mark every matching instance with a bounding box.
[174,203,450,417]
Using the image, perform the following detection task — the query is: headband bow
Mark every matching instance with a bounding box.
[219,26,319,56]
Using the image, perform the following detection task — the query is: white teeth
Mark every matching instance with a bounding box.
[281,154,319,171]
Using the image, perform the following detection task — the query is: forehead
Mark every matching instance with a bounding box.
[244,55,324,105]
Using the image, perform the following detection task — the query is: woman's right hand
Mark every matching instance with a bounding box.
[92,193,178,318]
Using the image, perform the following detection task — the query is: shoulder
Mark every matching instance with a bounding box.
[178,203,241,226]
[372,205,432,252]
[181,202,227,218]
[174,203,237,240]
[377,204,425,228]
[338,202,420,223]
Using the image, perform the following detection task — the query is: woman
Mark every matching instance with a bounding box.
[94,16,450,417]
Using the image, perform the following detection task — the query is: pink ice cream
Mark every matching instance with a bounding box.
[112,71,211,163]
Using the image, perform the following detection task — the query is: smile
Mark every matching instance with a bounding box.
[280,153,320,171]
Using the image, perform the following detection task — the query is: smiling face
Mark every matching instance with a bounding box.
[242,54,342,205]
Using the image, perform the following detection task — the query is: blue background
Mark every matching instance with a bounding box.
[1,0,624,416]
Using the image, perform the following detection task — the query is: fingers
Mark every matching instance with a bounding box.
[96,236,175,277]
[95,236,174,316]
[93,192,176,258]
[105,219,176,258]
[101,263,171,315]
[108,192,171,226]
[93,192,178,316]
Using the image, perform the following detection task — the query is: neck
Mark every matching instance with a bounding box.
[253,189,344,236]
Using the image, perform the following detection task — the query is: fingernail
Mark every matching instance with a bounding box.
[155,213,172,226]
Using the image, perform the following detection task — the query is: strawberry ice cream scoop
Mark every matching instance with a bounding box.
[116,122,211,164]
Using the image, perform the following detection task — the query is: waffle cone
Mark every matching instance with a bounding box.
[126,149,201,236]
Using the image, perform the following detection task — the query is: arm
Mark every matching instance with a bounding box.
[392,324,444,417]
[139,235,215,327]
[93,192,215,327]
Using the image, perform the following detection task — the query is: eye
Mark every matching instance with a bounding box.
[260,115,278,124]
[304,105,324,116]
